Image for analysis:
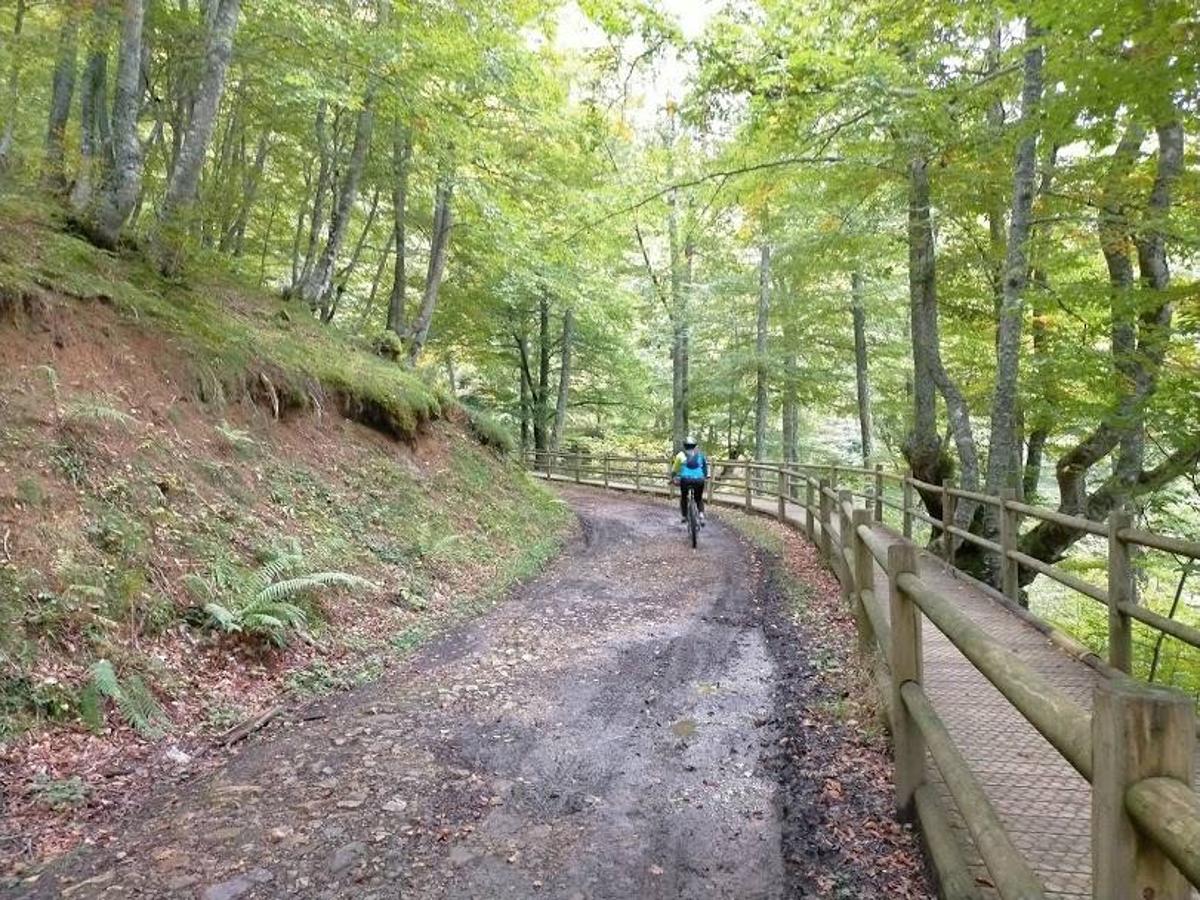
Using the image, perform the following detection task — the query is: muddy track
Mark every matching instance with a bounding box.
[11,486,917,899]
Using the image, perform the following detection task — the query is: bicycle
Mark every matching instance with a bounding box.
[673,477,704,549]
[685,485,700,549]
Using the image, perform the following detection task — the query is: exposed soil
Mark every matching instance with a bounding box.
[7,487,931,899]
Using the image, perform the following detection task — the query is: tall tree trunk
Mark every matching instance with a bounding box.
[754,242,770,459]
[551,308,574,451]
[516,329,531,453]
[667,183,685,449]
[69,4,110,215]
[1018,118,1185,575]
[300,93,376,313]
[984,34,1044,501]
[386,122,411,337]
[533,296,550,453]
[83,0,144,250]
[356,230,394,331]
[0,0,27,170]
[781,300,798,466]
[851,271,873,465]
[295,100,332,290]
[221,130,269,256]
[43,0,82,192]
[154,0,240,273]
[406,175,453,365]
[681,233,692,441]
[324,186,381,324]
[903,153,948,519]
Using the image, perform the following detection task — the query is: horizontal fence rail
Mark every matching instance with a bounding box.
[524,449,1200,898]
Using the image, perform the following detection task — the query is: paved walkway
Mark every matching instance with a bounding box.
[535,473,1197,900]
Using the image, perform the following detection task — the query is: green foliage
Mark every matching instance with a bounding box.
[31,775,89,811]
[464,406,517,456]
[191,544,374,647]
[81,659,169,739]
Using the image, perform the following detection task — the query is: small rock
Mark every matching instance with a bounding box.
[330,841,367,874]
[381,798,408,814]
[202,876,253,900]
[165,746,191,766]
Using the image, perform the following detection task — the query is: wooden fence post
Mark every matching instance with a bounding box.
[633,452,641,492]
[942,480,957,566]
[603,455,610,488]
[744,463,753,510]
[777,467,787,521]
[902,475,913,539]
[819,479,832,562]
[1092,679,1195,900]
[874,464,884,523]
[1107,508,1134,674]
[574,453,582,483]
[887,543,923,820]
[805,478,815,540]
[548,451,556,478]
[830,465,839,492]
[999,488,1019,603]
[852,508,876,658]
[838,489,853,602]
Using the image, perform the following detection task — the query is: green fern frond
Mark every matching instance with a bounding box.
[117,674,168,740]
[255,572,372,605]
[86,659,168,739]
[63,400,134,428]
[203,601,239,632]
[248,548,303,595]
[215,422,258,450]
[88,659,121,699]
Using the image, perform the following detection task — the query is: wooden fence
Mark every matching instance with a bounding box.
[524,449,1200,899]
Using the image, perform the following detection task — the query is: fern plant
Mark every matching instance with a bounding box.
[80,659,169,739]
[192,545,373,647]
[38,364,133,430]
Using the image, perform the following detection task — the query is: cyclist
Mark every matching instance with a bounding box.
[670,437,709,526]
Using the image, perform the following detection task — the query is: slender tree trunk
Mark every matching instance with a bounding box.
[154,0,240,273]
[324,186,381,324]
[516,329,531,452]
[356,230,394,331]
[754,242,770,459]
[681,234,692,441]
[83,0,144,250]
[301,92,376,312]
[386,122,411,337]
[851,271,873,465]
[43,0,82,192]
[551,308,574,451]
[667,183,684,449]
[296,100,332,290]
[69,6,110,214]
[985,34,1043,502]
[406,175,453,365]
[781,301,798,466]
[0,0,27,169]
[533,296,550,453]
[903,153,947,515]
[222,130,269,256]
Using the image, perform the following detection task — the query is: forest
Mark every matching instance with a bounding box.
[0,0,1198,720]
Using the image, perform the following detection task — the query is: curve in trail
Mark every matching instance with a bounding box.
[13,487,916,900]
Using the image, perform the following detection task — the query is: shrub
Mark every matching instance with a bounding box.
[464,406,516,456]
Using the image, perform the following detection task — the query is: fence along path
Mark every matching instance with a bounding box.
[525,451,1200,900]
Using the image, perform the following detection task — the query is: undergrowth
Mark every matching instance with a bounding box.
[0,191,569,745]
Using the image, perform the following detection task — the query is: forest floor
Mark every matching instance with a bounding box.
[8,486,931,899]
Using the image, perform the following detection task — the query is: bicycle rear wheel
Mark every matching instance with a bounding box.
[687,493,699,549]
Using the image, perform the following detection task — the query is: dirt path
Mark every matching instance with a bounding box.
[11,487,926,899]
